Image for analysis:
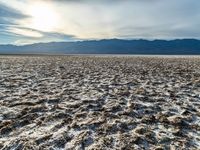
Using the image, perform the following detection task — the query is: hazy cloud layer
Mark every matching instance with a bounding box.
[0,2,27,25]
[0,0,200,44]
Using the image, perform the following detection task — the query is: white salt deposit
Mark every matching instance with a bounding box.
[0,55,200,149]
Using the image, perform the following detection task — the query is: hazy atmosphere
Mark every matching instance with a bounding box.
[1,0,200,45]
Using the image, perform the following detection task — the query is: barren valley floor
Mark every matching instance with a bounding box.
[0,56,200,149]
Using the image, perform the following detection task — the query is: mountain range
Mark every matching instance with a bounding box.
[0,39,200,55]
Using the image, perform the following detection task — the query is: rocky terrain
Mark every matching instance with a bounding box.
[0,55,200,150]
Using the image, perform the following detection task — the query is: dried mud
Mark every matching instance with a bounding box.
[0,56,200,150]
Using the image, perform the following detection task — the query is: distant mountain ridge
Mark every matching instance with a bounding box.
[0,39,200,54]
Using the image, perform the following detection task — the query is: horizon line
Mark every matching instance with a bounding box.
[1,38,200,46]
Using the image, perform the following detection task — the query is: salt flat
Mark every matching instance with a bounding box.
[0,56,200,150]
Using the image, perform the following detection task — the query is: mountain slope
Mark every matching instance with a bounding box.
[0,39,200,54]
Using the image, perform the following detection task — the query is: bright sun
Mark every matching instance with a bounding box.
[28,3,60,32]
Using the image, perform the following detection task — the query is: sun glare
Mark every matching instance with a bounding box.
[28,3,60,32]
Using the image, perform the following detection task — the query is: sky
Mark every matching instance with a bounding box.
[0,0,200,45]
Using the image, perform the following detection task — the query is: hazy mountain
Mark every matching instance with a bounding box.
[0,39,200,54]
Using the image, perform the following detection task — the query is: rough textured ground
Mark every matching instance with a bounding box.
[0,56,200,150]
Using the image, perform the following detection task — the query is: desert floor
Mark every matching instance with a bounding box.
[0,56,200,150]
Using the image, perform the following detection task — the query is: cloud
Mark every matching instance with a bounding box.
[42,32,76,40]
[13,31,77,45]
[0,0,200,44]
[0,2,28,25]
[0,1,77,44]
[7,27,43,38]
[0,22,77,45]
[0,3,27,19]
